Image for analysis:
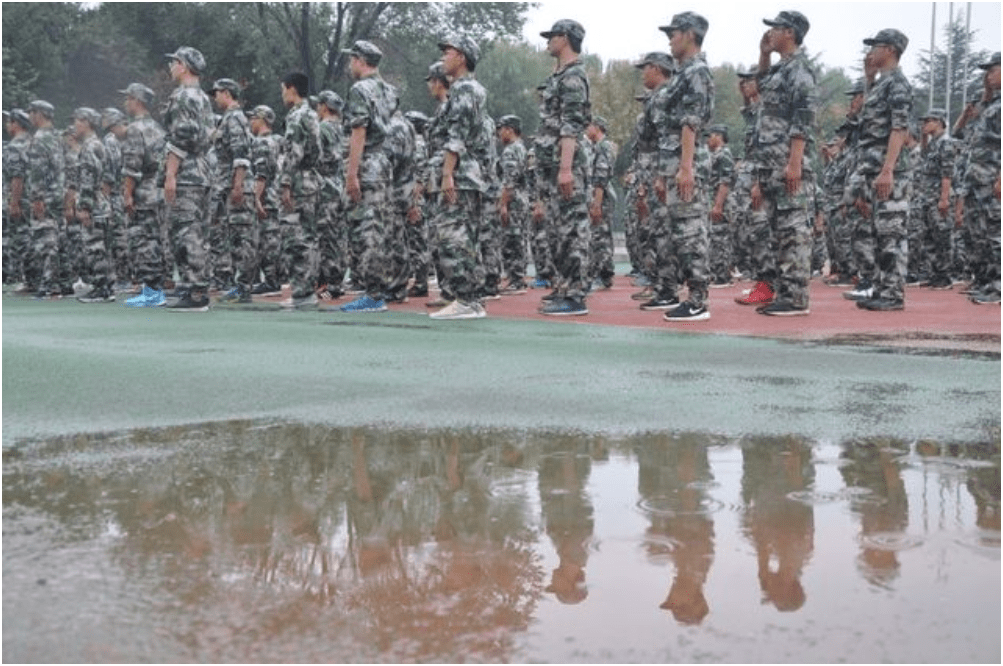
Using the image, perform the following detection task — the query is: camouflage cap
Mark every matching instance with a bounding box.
[497,114,522,133]
[119,82,155,107]
[659,12,709,41]
[9,109,32,129]
[540,19,585,44]
[247,105,275,125]
[634,51,674,74]
[438,34,481,68]
[165,46,206,75]
[211,78,241,98]
[589,115,608,132]
[863,29,909,54]
[73,107,101,127]
[920,108,948,124]
[978,51,1001,70]
[706,123,729,142]
[425,61,449,83]
[763,10,810,41]
[101,107,127,129]
[342,40,382,66]
[317,90,344,113]
[844,78,867,96]
[28,100,55,118]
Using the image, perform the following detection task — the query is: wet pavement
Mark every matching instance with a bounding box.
[3,425,999,662]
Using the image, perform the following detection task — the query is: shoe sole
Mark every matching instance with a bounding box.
[760,309,810,316]
[842,292,872,301]
[735,299,773,306]
[166,305,210,312]
[663,312,710,321]
[640,303,679,311]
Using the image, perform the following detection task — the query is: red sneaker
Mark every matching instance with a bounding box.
[735,280,775,305]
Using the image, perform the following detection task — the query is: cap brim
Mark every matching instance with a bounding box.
[862,38,882,46]
[540,31,561,39]
[658,25,674,34]
[763,19,781,27]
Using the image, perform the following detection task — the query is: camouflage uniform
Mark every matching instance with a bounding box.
[384,110,418,300]
[343,72,396,299]
[405,115,431,293]
[915,128,958,286]
[25,120,65,295]
[499,134,530,288]
[652,52,715,309]
[733,98,765,278]
[317,113,347,292]
[75,127,115,291]
[3,123,32,284]
[279,98,323,298]
[588,133,618,286]
[707,140,735,283]
[535,57,592,302]
[122,110,166,289]
[751,45,818,310]
[851,64,913,304]
[211,105,256,293]
[161,81,215,292]
[629,105,659,282]
[101,123,129,285]
[525,143,554,284]
[62,132,83,290]
[250,125,283,287]
[821,135,854,280]
[423,95,451,298]
[474,114,502,297]
[435,71,488,303]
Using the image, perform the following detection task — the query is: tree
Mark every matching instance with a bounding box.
[914,16,992,122]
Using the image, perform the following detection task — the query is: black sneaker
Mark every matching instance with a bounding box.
[407,284,429,298]
[857,297,904,311]
[218,286,252,304]
[758,301,809,316]
[539,296,588,316]
[77,287,115,303]
[970,291,1001,305]
[251,282,282,296]
[640,295,679,311]
[541,289,560,302]
[663,301,710,321]
[927,278,953,290]
[166,290,210,312]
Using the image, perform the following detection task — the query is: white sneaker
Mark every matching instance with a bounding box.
[429,300,480,320]
[470,301,487,318]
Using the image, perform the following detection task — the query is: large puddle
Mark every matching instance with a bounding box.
[3,424,1000,662]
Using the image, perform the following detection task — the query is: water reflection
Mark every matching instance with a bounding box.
[3,424,1000,662]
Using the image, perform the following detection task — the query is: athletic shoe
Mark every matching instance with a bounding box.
[531,277,551,289]
[385,290,409,304]
[343,281,366,295]
[77,287,115,303]
[541,289,561,302]
[429,300,480,320]
[219,286,252,304]
[339,295,387,313]
[631,286,655,301]
[663,301,710,321]
[590,278,613,291]
[425,296,453,308]
[758,301,810,316]
[317,285,343,301]
[927,278,953,290]
[709,280,733,288]
[640,295,679,311]
[407,284,429,298]
[631,274,652,287]
[856,297,904,311]
[969,292,1001,305]
[251,282,282,296]
[125,285,165,307]
[470,301,487,318]
[500,283,528,295]
[539,297,588,316]
[482,291,502,301]
[165,290,210,312]
[735,281,774,305]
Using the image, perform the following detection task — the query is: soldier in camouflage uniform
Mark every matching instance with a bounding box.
[61,124,83,295]
[247,105,283,296]
[954,52,1001,304]
[71,108,116,302]
[497,114,530,293]
[586,116,618,290]
[475,112,503,301]
[705,124,734,286]
[3,109,32,288]
[25,100,65,298]
[101,108,130,291]
[421,62,454,307]
[846,29,913,311]
[384,105,419,303]
[161,47,216,311]
[746,11,817,316]
[120,83,168,307]
[404,110,432,297]
[626,89,659,299]
[427,35,489,320]
[731,66,762,283]
[315,90,347,301]
[209,78,256,303]
[914,109,957,290]
[339,41,397,313]
[279,70,323,309]
[534,19,593,317]
[657,12,715,322]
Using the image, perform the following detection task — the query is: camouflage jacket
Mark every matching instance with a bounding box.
[279,100,321,197]
[251,131,283,212]
[3,132,31,211]
[957,91,1001,195]
[318,118,345,201]
[752,47,817,172]
[590,136,618,198]
[708,144,735,192]
[345,74,397,186]
[63,140,81,194]
[102,132,123,190]
[655,52,715,177]
[855,66,913,175]
[161,82,215,187]
[424,100,448,193]
[441,73,488,193]
[26,126,65,208]
[741,99,761,160]
[122,114,166,210]
[212,106,254,193]
[75,132,107,214]
[534,58,591,172]
[499,138,528,193]
[821,148,850,209]
[385,110,417,193]
[916,132,957,205]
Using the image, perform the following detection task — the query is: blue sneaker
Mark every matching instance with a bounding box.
[125,285,166,307]
[531,277,551,289]
[339,295,387,313]
[539,297,588,316]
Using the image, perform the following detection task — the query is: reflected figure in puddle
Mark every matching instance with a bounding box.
[740,436,815,612]
[636,435,715,624]
[538,438,596,604]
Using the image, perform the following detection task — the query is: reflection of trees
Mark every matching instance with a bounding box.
[635,433,715,624]
[839,438,910,586]
[740,435,815,612]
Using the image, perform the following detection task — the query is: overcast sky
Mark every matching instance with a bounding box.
[522,1,1002,78]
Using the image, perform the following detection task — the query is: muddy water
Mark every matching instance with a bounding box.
[3,424,999,662]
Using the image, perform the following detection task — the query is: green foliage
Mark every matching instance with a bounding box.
[473,41,552,135]
[914,17,992,120]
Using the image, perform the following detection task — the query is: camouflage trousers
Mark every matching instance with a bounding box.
[281,192,320,297]
[622,185,644,275]
[589,194,616,285]
[906,204,928,279]
[501,195,529,286]
[344,183,389,298]
[649,176,710,306]
[317,196,348,290]
[385,197,412,299]
[434,189,484,303]
[537,167,590,299]
[108,193,130,285]
[745,203,776,284]
[918,202,955,284]
[208,195,231,286]
[3,213,29,284]
[227,202,258,291]
[406,207,431,290]
[422,194,448,296]
[80,214,115,289]
[130,205,166,289]
[479,196,503,295]
[637,184,661,282]
[852,173,909,302]
[256,207,283,287]
[62,220,83,288]
[729,168,755,278]
[811,222,829,275]
[825,205,855,278]
[529,196,556,284]
[166,185,211,291]
[26,207,62,293]
[708,218,733,284]
[758,171,812,308]
[964,188,1001,295]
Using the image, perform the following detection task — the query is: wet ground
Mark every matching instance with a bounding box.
[3,425,999,662]
[3,286,1000,662]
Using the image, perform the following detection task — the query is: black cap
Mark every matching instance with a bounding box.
[659,12,709,41]
[540,19,585,44]
[763,11,810,42]
[863,29,909,55]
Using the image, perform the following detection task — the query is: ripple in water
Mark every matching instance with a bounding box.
[636,493,725,517]
[954,531,1002,559]
[858,532,925,551]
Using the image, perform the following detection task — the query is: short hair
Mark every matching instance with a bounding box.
[282,71,310,98]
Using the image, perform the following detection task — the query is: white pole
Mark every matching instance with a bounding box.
[930,2,937,110]
[946,3,954,121]
[960,2,972,117]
